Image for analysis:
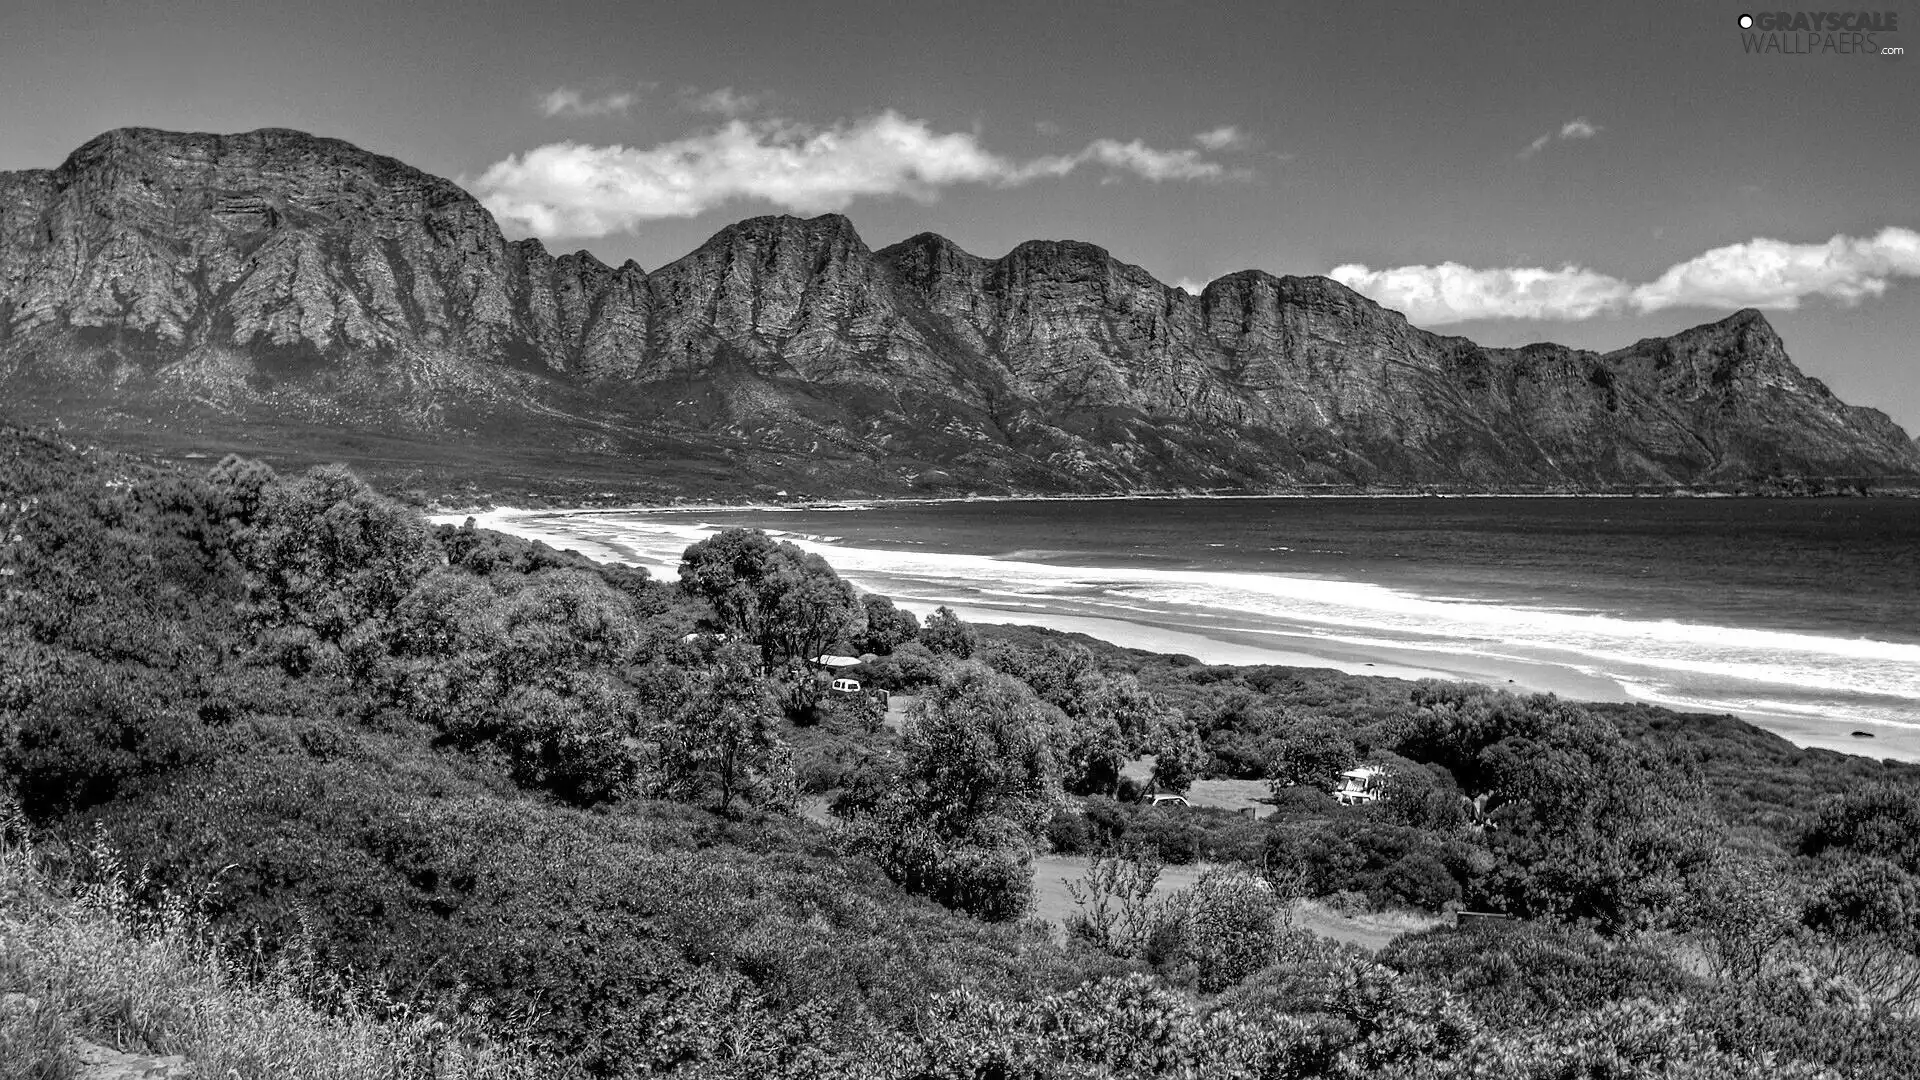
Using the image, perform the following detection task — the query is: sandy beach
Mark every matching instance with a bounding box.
[436,505,1920,763]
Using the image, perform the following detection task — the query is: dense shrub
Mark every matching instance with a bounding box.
[1380,920,1700,1024]
[1801,784,1920,872]
[1185,869,1280,993]
[1263,819,1477,911]
[1,659,207,820]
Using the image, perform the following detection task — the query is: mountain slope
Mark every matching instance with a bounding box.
[2,126,1916,496]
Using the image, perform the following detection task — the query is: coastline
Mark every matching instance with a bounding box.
[429,487,1917,518]
[437,505,1920,764]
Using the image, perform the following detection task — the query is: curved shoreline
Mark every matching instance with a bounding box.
[431,488,1918,519]
[435,506,1920,764]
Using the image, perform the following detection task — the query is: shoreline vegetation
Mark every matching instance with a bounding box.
[8,423,1920,1078]
[436,504,1920,765]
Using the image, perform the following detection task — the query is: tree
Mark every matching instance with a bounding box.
[664,643,790,814]
[494,569,642,686]
[985,641,1106,718]
[205,453,278,524]
[234,464,438,671]
[677,529,864,672]
[496,671,642,806]
[382,567,508,732]
[1150,720,1207,795]
[1375,755,1465,831]
[842,662,1060,920]
[918,606,976,659]
[1265,721,1356,795]
[1086,675,1178,793]
[1063,714,1130,797]
[855,593,919,654]
[900,661,1060,841]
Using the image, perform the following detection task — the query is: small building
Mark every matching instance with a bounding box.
[1332,765,1389,806]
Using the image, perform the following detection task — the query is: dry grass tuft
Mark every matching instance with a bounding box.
[0,806,538,1080]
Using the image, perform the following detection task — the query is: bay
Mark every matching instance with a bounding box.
[439,496,1920,759]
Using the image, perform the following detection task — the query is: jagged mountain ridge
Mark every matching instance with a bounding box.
[2,126,1916,495]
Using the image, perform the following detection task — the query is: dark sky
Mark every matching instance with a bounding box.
[4,0,1916,431]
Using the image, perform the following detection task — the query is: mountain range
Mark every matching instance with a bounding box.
[3,126,1916,499]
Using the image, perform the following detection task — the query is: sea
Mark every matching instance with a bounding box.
[438,496,1920,759]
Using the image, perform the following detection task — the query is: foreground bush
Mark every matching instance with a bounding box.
[0,826,537,1080]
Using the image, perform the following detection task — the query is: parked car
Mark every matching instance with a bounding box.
[1332,765,1389,805]
[829,677,862,694]
[1144,793,1190,809]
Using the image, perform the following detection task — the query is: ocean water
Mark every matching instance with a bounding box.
[443,497,1920,748]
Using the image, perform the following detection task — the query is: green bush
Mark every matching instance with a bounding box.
[1263,818,1477,911]
[1184,868,1280,993]
[1802,784,1920,872]
[1379,919,1699,1025]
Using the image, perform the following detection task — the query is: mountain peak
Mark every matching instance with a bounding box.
[724,212,863,240]
[2,125,1916,492]
[1001,237,1116,266]
[1721,307,1779,337]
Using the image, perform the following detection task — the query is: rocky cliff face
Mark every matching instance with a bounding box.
[3,127,1916,494]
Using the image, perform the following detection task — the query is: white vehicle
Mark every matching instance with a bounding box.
[1145,793,1190,809]
[829,677,862,694]
[1332,765,1389,805]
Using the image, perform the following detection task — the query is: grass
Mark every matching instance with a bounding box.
[1030,854,1441,953]
[0,820,539,1080]
[1123,756,1277,818]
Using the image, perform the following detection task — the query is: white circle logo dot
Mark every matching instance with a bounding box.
[1739,14,1753,28]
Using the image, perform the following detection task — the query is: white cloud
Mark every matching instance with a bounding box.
[1329,227,1920,324]
[1328,262,1632,323]
[1193,125,1250,151]
[1172,277,1211,295]
[1517,115,1601,159]
[540,87,638,118]
[684,86,759,116]
[475,110,1243,237]
[1081,138,1227,181]
[1630,228,1920,312]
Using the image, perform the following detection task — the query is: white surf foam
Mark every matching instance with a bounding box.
[441,509,1920,730]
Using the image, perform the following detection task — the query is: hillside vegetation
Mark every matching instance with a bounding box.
[4,423,1919,1078]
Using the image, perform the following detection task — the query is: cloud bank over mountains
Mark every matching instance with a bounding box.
[1331,227,1920,325]
[476,109,1249,237]
[486,90,1916,329]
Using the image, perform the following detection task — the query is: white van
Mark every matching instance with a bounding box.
[830,678,862,694]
